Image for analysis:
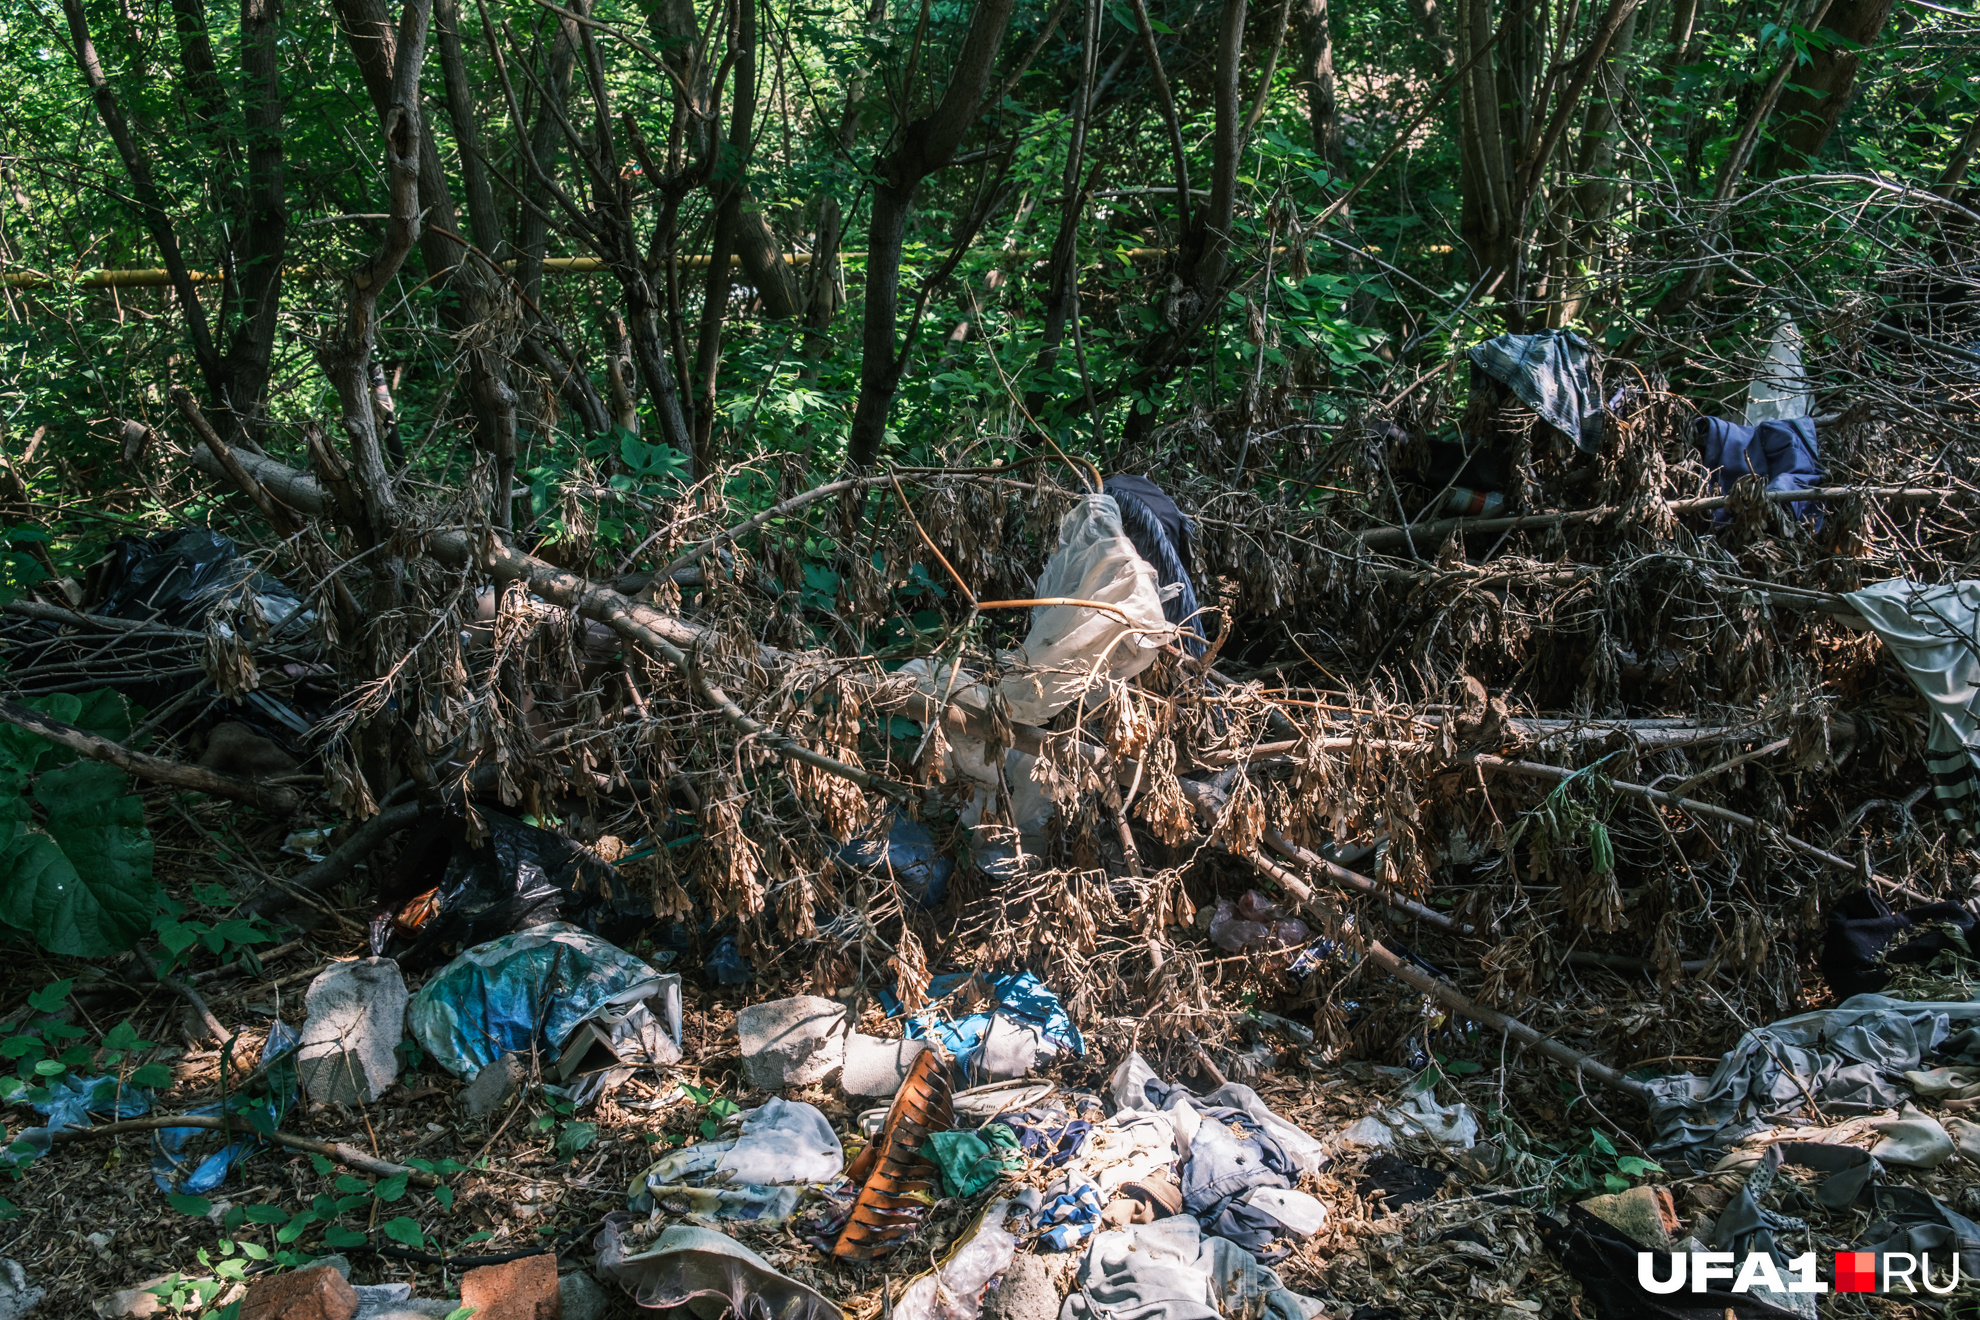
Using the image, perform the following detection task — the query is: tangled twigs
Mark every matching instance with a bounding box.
[0,695,301,812]
[1242,847,1643,1095]
[1263,828,1470,932]
[190,444,907,800]
[1462,753,1934,903]
[443,529,912,802]
[1358,484,1951,551]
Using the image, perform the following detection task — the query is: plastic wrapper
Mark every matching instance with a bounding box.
[1207,891,1310,955]
[893,1202,1018,1320]
[152,1022,300,1194]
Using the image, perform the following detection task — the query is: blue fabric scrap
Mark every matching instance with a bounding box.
[1697,416,1823,527]
[1038,1177,1105,1251]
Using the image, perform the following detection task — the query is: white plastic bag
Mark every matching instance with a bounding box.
[899,495,1175,863]
[1001,494,1173,724]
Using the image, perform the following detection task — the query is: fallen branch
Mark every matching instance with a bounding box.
[1,599,203,637]
[1241,848,1644,1096]
[1262,828,1470,932]
[47,1115,437,1184]
[0,695,301,813]
[186,447,906,802]
[236,801,424,919]
[1359,485,1949,552]
[1360,939,1648,1097]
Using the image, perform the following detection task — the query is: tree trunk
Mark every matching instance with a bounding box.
[1294,0,1341,166]
[844,0,1020,469]
[736,211,802,320]
[335,0,522,525]
[225,0,288,450]
[1453,0,1512,296]
[1760,0,1897,170]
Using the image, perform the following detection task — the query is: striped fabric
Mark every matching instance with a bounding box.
[1846,579,1980,841]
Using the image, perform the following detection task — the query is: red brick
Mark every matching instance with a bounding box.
[238,1265,358,1320]
[459,1254,561,1320]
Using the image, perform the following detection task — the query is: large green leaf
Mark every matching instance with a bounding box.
[0,761,155,956]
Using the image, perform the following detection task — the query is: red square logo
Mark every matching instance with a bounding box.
[1835,1251,1878,1293]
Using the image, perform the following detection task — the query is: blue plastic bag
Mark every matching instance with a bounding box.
[888,971,1085,1068]
[408,922,667,1079]
[152,1021,300,1195]
[837,815,953,909]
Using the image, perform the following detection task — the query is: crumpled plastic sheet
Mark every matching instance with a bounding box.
[153,1022,300,1195]
[630,1098,843,1223]
[593,1217,841,1320]
[566,997,684,1110]
[373,810,651,969]
[837,813,952,910]
[407,922,673,1081]
[1332,1070,1480,1150]
[894,1201,1018,1320]
[1058,1215,1328,1320]
[1643,994,1980,1164]
[2,1072,153,1169]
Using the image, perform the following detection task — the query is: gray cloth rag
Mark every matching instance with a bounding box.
[1644,995,1980,1163]
[1466,330,1602,452]
[1713,1142,1980,1314]
[1057,1217,1325,1320]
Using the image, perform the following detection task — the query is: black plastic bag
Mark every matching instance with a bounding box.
[93,527,304,629]
[369,809,647,969]
[1822,887,1978,999]
[1536,1207,1798,1319]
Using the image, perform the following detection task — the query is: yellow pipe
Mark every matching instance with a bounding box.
[0,245,1199,291]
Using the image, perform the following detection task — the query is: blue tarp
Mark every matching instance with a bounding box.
[407,922,665,1080]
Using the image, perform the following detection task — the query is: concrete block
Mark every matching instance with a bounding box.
[297,959,409,1105]
[736,996,846,1090]
[841,1033,927,1097]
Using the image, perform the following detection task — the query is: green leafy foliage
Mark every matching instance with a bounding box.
[0,692,155,957]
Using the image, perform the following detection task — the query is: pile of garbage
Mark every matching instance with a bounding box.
[5,313,1980,1320]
